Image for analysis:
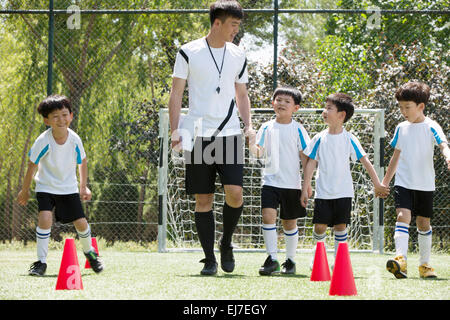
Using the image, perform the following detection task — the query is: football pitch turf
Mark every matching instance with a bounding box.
[1,242,448,301]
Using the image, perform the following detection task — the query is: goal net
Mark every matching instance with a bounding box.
[158,108,385,253]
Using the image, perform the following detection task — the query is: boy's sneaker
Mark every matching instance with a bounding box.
[219,241,235,273]
[28,261,47,276]
[84,250,104,273]
[386,255,407,279]
[419,263,437,279]
[281,258,296,275]
[199,259,217,276]
[259,256,280,276]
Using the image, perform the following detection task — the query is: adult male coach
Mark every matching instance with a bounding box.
[168,0,253,276]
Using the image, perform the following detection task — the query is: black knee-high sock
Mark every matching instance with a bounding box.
[221,202,243,247]
[195,211,216,262]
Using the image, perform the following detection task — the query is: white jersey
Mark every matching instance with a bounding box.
[172,37,248,147]
[28,128,86,194]
[303,128,366,199]
[390,117,447,191]
[256,119,310,190]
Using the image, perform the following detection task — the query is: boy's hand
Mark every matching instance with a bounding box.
[80,186,92,201]
[300,188,310,208]
[446,156,450,171]
[17,190,30,206]
[374,183,390,198]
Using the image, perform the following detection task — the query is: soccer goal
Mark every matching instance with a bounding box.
[158,108,385,253]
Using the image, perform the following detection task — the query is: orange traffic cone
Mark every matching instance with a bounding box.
[84,237,99,269]
[329,242,357,296]
[55,238,83,290]
[310,241,331,281]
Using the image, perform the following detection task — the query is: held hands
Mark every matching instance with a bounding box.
[80,186,92,201]
[374,182,390,199]
[244,126,256,146]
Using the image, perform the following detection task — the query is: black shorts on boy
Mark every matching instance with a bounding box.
[313,198,352,227]
[261,185,306,220]
[36,192,86,223]
[185,134,244,194]
[394,186,433,218]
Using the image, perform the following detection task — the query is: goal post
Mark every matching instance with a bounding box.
[158,108,385,253]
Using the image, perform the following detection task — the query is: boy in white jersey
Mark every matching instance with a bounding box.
[169,1,252,276]
[301,93,388,269]
[17,95,103,276]
[382,81,449,279]
[249,87,311,275]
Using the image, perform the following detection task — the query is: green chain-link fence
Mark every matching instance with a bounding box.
[0,0,448,252]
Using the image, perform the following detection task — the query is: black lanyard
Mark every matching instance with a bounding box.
[205,38,226,94]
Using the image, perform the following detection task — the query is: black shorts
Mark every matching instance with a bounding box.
[184,135,244,194]
[394,186,434,218]
[261,185,306,220]
[36,192,86,224]
[313,198,352,227]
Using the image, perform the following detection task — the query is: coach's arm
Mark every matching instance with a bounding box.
[168,77,186,150]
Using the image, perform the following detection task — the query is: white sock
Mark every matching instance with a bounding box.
[36,227,51,263]
[394,222,409,259]
[262,224,277,260]
[283,227,298,262]
[334,229,348,258]
[76,224,94,254]
[418,227,432,265]
[313,230,327,243]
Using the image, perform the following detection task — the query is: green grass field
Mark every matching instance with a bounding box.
[1,239,449,301]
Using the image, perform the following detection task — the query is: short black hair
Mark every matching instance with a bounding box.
[395,81,430,105]
[272,86,302,105]
[37,94,72,118]
[209,0,243,25]
[326,93,354,123]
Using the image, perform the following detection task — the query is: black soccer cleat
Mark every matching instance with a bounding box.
[219,242,235,273]
[29,261,47,276]
[281,258,296,275]
[199,258,218,276]
[258,256,280,276]
[84,250,104,273]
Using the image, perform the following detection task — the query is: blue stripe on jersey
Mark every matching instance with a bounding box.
[430,126,443,145]
[75,145,82,164]
[308,137,321,160]
[33,144,49,164]
[390,127,400,148]
[350,138,364,160]
[257,126,269,147]
[298,128,307,150]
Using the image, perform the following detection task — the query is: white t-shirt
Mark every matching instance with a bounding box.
[303,128,366,199]
[390,117,447,191]
[172,37,248,146]
[256,119,310,189]
[29,128,86,194]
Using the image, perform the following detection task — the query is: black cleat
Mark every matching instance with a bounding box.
[258,256,280,276]
[199,259,217,276]
[29,261,47,276]
[281,258,296,275]
[219,242,235,273]
[84,250,104,273]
